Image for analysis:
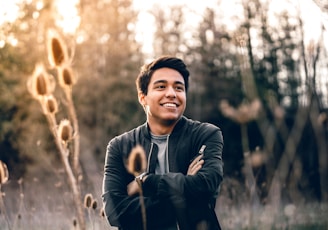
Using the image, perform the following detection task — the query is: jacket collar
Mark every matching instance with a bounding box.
[141,116,187,138]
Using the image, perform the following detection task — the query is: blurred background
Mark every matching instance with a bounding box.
[0,0,327,229]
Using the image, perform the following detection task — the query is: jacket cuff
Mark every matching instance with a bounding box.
[142,174,160,197]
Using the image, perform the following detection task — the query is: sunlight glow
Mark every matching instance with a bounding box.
[133,0,326,55]
[54,0,80,34]
[0,0,20,25]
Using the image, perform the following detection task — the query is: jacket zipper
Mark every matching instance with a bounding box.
[146,142,154,173]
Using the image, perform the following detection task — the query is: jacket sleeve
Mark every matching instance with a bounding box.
[184,124,224,199]
[142,125,223,228]
[144,124,223,202]
[102,137,176,229]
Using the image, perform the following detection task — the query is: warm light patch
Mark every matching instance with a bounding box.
[0,0,20,25]
[53,0,81,34]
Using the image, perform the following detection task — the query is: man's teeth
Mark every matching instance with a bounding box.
[163,103,176,108]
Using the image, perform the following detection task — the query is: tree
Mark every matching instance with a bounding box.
[73,0,145,164]
[0,0,56,178]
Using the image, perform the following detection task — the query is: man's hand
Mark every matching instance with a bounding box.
[187,154,204,175]
[127,156,203,196]
[127,180,139,196]
[127,175,148,196]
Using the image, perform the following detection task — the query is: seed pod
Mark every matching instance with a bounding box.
[84,193,93,208]
[0,160,9,185]
[27,63,55,99]
[91,200,97,210]
[58,119,73,143]
[126,145,147,176]
[100,207,105,218]
[42,95,58,115]
[47,29,68,67]
[58,65,77,88]
[72,218,77,227]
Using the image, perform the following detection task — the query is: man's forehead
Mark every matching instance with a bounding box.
[150,69,185,84]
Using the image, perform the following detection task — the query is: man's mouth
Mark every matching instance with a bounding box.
[162,103,178,108]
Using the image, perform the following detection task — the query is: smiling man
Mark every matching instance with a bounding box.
[102,56,224,230]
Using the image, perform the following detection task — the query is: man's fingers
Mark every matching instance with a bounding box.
[190,154,203,167]
[188,158,204,175]
[127,180,139,196]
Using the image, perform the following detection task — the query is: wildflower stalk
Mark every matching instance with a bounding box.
[0,161,11,230]
[84,194,97,230]
[126,145,147,230]
[27,29,86,230]
[64,88,81,177]
[135,177,147,230]
[52,130,85,230]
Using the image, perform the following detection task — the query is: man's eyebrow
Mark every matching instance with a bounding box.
[153,80,167,84]
[153,80,185,85]
[174,81,185,85]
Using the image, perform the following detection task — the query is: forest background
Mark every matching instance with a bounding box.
[0,0,328,229]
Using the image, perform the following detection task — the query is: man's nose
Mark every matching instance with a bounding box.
[165,86,176,97]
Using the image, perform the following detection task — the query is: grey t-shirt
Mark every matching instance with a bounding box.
[150,133,179,230]
[150,133,170,174]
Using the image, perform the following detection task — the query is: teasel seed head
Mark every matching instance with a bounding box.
[72,218,77,227]
[91,200,97,210]
[0,160,9,185]
[27,63,55,99]
[58,119,73,143]
[127,145,147,176]
[58,65,77,89]
[47,29,68,67]
[84,193,93,208]
[220,99,261,124]
[41,95,58,115]
[100,207,105,218]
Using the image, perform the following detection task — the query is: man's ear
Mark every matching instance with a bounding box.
[138,91,146,106]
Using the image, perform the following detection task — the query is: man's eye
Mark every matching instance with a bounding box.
[155,85,165,89]
[175,86,185,91]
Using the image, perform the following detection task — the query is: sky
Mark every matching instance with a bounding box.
[0,0,327,103]
[0,0,326,52]
[132,0,326,54]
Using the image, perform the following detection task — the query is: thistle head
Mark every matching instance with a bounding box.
[0,160,9,185]
[27,63,55,99]
[47,29,69,67]
[58,65,77,89]
[100,207,105,218]
[220,99,261,124]
[41,94,58,115]
[58,119,73,143]
[126,145,147,176]
[91,200,97,210]
[84,193,93,208]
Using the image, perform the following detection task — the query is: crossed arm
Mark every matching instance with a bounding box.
[127,154,204,196]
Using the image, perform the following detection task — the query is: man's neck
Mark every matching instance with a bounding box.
[147,120,178,135]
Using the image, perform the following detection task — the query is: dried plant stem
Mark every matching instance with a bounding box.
[240,124,260,226]
[265,106,309,223]
[45,113,85,230]
[55,136,85,230]
[309,98,328,201]
[12,180,26,229]
[136,179,147,230]
[0,185,11,230]
[64,89,81,177]
[237,37,258,100]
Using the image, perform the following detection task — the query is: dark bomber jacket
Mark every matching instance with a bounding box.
[102,116,224,230]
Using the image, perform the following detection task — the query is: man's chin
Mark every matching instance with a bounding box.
[161,115,181,124]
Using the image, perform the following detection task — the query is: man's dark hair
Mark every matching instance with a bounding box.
[136,56,190,95]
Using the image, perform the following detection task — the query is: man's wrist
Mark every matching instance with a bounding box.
[135,172,148,183]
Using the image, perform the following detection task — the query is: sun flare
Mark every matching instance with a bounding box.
[53,0,80,34]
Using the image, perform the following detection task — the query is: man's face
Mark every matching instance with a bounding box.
[139,67,186,127]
